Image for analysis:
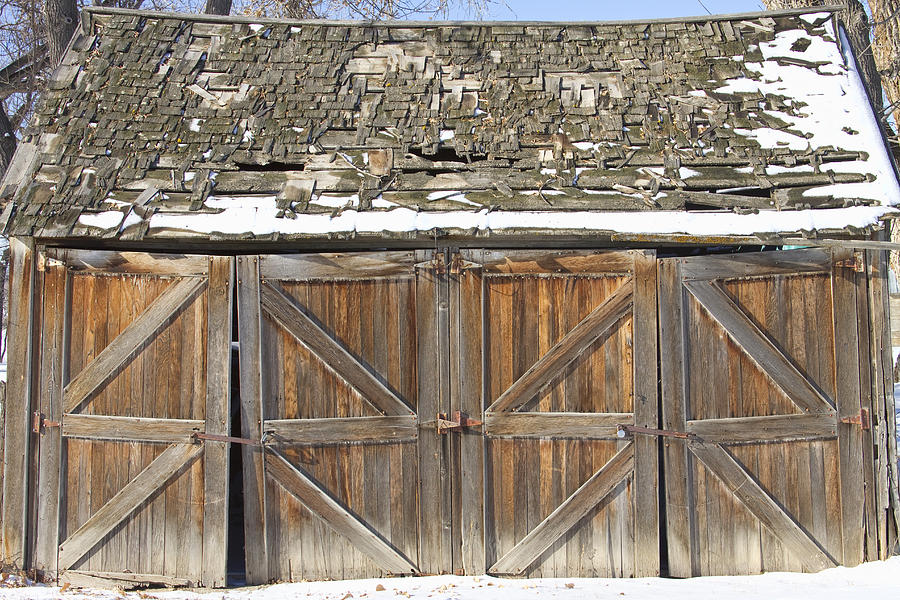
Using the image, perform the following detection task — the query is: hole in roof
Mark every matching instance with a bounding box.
[407,145,484,164]
[716,186,772,198]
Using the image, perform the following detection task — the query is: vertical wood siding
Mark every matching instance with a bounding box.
[661,249,884,576]
[248,252,422,581]
[10,246,893,586]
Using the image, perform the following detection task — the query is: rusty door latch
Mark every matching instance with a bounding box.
[617,424,696,440]
[437,411,483,434]
[192,432,265,446]
[839,408,870,430]
[835,256,865,272]
[32,411,61,434]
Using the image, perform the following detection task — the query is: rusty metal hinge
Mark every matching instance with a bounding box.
[617,424,696,440]
[437,411,483,434]
[839,408,870,430]
[192,432,263,446]
[36,254,65,273]
[835,257,865,272]
[415,252,447,275]
[32,412,60,434]
[448,254,479,275]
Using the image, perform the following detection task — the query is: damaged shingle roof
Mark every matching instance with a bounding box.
[1,6,898,242]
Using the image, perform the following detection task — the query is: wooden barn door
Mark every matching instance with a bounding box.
[33,250,233,587]
[238,252,436,583]
[453,250,659,578]
[660,248,876,576]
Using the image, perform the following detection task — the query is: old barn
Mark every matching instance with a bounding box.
[1,5,899,588]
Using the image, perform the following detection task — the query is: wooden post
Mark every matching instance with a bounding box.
[454,250,485,574]
[866,245,900,555]
[1,238,35,568]
[632,251,660,577]
[658,257,697,577]
[201,257,233,587]
[237,256,269,584]
[416,250,451,574]
[853,252,878,560]
[34,257,69,576]
[831,249,866,566]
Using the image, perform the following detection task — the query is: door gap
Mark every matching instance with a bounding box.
[226,284,246,586]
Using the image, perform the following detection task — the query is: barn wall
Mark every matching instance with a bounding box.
[1,238,35,569]
[6,244,899,584]
[866,245,900,556]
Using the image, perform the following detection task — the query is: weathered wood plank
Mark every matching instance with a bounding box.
[483,412,631,438]
[416,250,449,574]
[60,570,193,590]
[489,443,634,575]
[868,248,900,556]
[658,257,696,577]
[689,441,837,572]
[448,267,464,575]
[202,256,233,588]
[632,250,659,577]
[487,280,633,413]
[831,251,866,566]
[58,443,203,571]
[455,252,485,574]
[259,252,417,281]
[680,249,831,281]
[236,256,269,584]
[260,283,413,417]
[264,449,417,574]
[1,238,35,567]
[684,279,833,415]
[200,163,867,195]
[62,415,204,443]
[49,249,210,276]
[34,262,69,575]
[686,414,837,444]
[63,277,207,413]
[264,416,417,444]
[853,254,878,561]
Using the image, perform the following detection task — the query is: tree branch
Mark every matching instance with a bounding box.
[0,102,18,179]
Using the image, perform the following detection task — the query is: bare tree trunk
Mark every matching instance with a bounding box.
[0,107,16,176]
[204,0,233,15]
[44,0,79,67]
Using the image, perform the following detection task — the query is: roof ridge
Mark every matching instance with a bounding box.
[82,4,842,29]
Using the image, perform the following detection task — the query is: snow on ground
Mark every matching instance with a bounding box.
[3,559,900,600]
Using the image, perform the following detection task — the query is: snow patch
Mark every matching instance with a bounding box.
[427,190,462,201]
[148,196,894,238]
[3,558,900,600]
[714,23,900,206]
[78,211,124,230]
[801,11,832,24]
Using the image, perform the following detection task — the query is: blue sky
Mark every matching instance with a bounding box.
[456,0,768,20]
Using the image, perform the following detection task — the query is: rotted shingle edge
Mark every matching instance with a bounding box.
[1,5,898,243]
